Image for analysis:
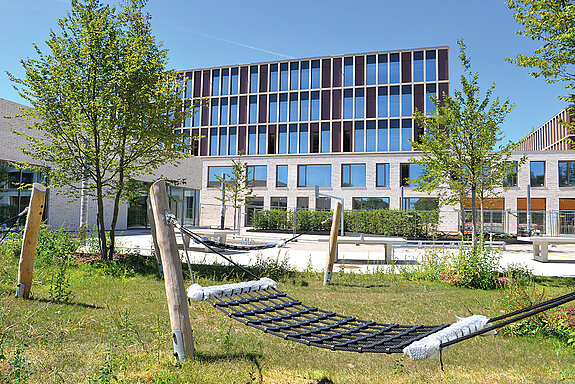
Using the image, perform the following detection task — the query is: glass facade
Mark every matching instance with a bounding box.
[181,48,448,157]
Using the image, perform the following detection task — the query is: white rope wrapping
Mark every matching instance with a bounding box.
[187,277,278,302]
[403,315,491,360]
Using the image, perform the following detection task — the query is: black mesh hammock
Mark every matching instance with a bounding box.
[0,207,28,245]
[168,213,575,360]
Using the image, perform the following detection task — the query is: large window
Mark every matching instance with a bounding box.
[316,197,331,211]
[503,162,518,187]
[426,50,436,81]
[311,60,320,88]
[321,123,330,153]
[245,197,264,227]
[247,165,267,187]
[298,164,331,187]
[401,163,425,186]
[207,166,233,188]
[0,161,47,226]
[378,87,388,118]
[280,63,289,91]
[413,51,424,82]
[300,61,309,89]
[530,161,545,187]
[341,164,366,187]
[378,54,388,84]
[401,85,412,116]
[278,125,287,154]
[269,94,277,123]
[352,197,390,210]
[376,163,390,187]
[559,161,575,187]
[366,55,376,85]
[300,92,309,121]
[344,57,353,87]
[276,165,288,187]
[269,64,278,92]
[390,53,400,83]
[403,198,438,211]
[271,197,287,210]
[290,62,299,90]
[290,93,298,121]
[354,121,364,152]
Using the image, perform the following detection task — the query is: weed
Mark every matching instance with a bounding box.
[48,253,73,303]
[216,317,233,353]
[1,342,31,384]
[89,350,118,384]
[452,241,501,289]
[252,251,296,280]
[393,355,406,375]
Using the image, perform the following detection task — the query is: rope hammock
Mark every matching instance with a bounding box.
[165,212,575,360]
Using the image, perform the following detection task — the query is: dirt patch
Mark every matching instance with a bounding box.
[72,252,130,264]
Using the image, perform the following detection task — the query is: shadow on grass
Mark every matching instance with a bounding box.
[329,282,390,289]
[31,296,104,309]
[193,351,263,381]
[317,378,335,384]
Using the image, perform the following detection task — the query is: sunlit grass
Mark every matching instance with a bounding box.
[1,251,575,383]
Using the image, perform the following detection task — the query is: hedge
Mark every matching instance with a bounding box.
[251,208,439,237]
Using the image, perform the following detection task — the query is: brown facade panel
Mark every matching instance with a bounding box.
[201,105,209,126]
[355,56,364,86]
[202,70,211,97]
[438,49,449,81]
[332,121,341,152]
[332,89,342,119]
[191,128,199,156]
[401,52,411,83]
[439,83,449,105]
[322,59,331,88]
[321,90,331,120]
[259,64,268,93]
[517,198,547,210]
[193,71,202,98]
[239,96,247,124]
[560,198,575,210]
[343,121,353,152]
[332,57,342,87]
[366,87,376,118]
[238,126,246,154]
[200,128,209,156]
[240,66,248,94]
[259,94,267,123]
[414,84,424,114]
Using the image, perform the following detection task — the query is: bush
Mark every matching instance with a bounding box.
[451,241,501,289]
[35,224,80,266]
[252,208,439,237]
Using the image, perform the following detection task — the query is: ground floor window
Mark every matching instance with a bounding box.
[270,197,287,210]
[403,197,438,211]
[352,197,389,210]
[517,197,546,235]
[0,161,47,229]
[559,198,575,235]
[127,185,199,229]
[315,197,331,211]
[296,197,309,210]
[245,197,264,226]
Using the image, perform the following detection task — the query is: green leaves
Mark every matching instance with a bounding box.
[8,0,195,259]
[412,40,523,239]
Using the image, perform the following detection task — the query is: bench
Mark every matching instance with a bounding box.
[518,236,575,262]
[318,236,406,264]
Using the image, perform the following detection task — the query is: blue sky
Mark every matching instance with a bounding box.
[0,0,568,144]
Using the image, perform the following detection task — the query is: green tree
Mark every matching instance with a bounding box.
[215,156,255,231]
[507,0,575,104]
[412,40,523,241]
[8,0,191,260]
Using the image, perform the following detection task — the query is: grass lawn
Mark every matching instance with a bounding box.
[1,250,575,383]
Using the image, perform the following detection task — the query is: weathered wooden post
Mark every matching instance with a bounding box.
[146,197,164,277]
[16,183,46,299]
[323,201,342,286]
[149,180,194,361]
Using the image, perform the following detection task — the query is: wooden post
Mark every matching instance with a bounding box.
[16,183,46,299]
[323,201,342,286]
[149,180,194,361]
[146,197,164,277]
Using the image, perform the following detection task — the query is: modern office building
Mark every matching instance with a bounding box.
[179,47,451,227]
[3,46,575,237]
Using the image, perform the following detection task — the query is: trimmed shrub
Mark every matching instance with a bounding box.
[251,208,439,237]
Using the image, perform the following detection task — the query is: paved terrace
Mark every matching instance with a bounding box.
[114,229,575,278]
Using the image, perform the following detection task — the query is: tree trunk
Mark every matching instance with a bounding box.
[471,186,477,244]
[96,186,108,261]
